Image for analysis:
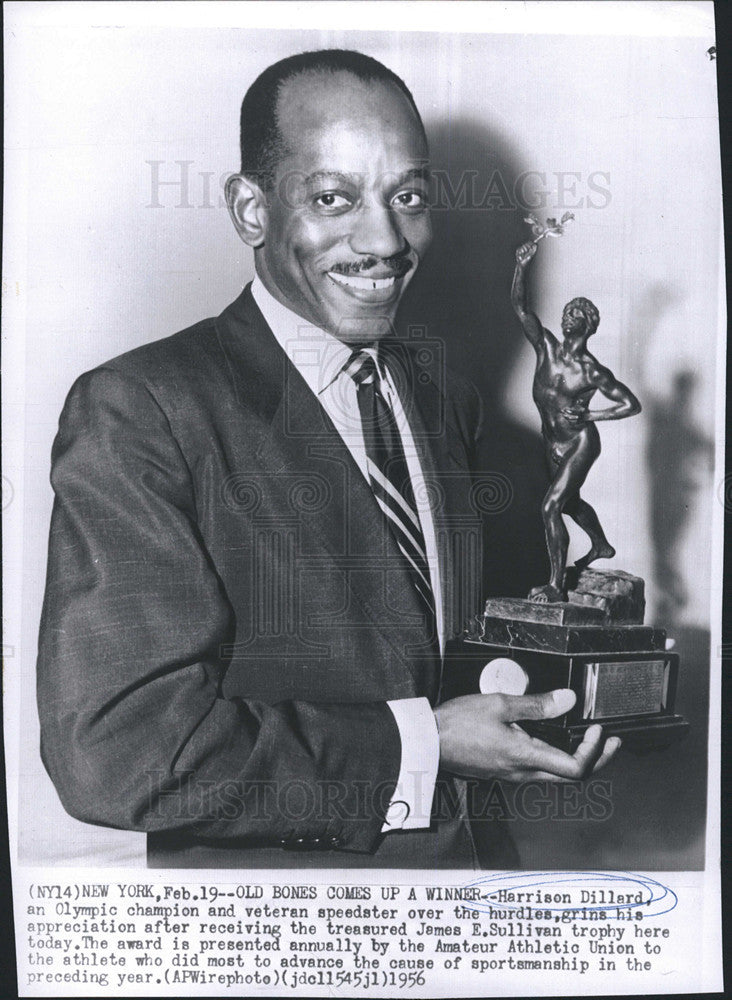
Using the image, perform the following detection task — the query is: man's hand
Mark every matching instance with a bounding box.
[434,689,621,782]
[515,241,538,268]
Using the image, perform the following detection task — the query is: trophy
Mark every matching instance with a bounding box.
[443,216,689,751]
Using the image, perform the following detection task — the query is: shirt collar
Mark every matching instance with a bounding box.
[251,275,381,395]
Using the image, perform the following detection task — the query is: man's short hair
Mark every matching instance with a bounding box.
[239,49,425,189]
[565,296,600,334]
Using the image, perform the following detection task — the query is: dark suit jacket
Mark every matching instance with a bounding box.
[37,286,485,867]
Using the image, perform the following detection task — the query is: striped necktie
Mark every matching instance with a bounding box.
[344,350,438,642]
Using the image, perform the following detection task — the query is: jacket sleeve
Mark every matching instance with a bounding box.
[37,367,401,853]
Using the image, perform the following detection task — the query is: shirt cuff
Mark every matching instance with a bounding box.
[382,698,439,832]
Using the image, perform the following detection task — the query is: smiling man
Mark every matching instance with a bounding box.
[229,57,431,343]
[37,49,618,869]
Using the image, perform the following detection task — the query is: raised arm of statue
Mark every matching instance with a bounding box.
[511,241,544,349]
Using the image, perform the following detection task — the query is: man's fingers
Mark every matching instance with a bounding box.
[486,693,619,780]
[520,723,605,778]
[498,688,576,723]
[567,723,606,772]
[591,735,622,771]
[520,735,622,782]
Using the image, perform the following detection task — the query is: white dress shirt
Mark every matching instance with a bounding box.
[251,276,440,831]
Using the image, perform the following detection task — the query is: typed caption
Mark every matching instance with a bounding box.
[16,869,707,997]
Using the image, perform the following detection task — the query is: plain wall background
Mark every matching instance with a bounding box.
[6,15,722,866]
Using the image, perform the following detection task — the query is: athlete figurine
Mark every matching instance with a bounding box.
[511,227,641,603]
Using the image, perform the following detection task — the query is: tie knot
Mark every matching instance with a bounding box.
[344,350,379,387]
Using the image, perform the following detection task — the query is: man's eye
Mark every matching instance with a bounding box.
[314,192,351,211]
[392,190,428,211]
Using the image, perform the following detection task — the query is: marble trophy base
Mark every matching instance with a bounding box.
[442,570,689,752]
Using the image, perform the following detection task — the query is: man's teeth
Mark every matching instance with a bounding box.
[328,272,397,290]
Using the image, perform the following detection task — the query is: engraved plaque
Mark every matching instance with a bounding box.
[586,659,667,719]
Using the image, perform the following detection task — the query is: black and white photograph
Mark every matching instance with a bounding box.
[3,1,724,995]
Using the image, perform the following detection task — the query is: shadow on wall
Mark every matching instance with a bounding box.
[399,117,550,605]
[646,371,714,624]
[630,284,714,627]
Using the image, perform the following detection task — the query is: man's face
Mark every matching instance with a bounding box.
[255,71,432,343]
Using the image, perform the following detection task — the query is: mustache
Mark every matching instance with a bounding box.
[328,249,413,279]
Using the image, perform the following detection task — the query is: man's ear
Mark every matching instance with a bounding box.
[225,173,268,248]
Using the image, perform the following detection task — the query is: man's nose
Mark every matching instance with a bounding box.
[348,201,406,259]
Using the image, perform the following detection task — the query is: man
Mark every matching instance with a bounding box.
[511,240,641,603]
[37,50,619,869]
